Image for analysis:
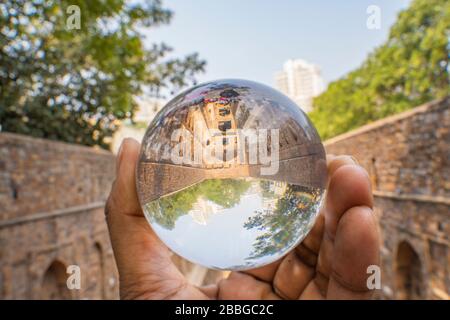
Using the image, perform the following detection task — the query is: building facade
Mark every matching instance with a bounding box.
[275,59,325,113]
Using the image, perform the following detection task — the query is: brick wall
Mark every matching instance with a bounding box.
[0,133,118,299]
[0,132,223,299]
[0,134,113,221]
[325,97,450,299]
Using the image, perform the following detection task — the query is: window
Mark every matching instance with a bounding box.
[219,107,231,116]
[218,121,232,132]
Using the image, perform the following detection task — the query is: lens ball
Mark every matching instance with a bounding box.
[136,79,327,270]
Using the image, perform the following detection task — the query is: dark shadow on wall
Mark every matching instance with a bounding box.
[395,241,424,300]
[41,260,72,300]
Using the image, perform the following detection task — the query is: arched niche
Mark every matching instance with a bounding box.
[41,260,72,300]
[395,241,424,300]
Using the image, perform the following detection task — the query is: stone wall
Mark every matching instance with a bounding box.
[1,97,448,300]
[0,132,223,299]
[0,133,118,299]
[325,97,450,300]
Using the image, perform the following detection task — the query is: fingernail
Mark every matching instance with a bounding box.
[116,141,125,175]
[350,155,359,165]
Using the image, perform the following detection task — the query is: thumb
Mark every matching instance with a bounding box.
[105,138,187,299]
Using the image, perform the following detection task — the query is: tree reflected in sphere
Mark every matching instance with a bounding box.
[136,79,327,270]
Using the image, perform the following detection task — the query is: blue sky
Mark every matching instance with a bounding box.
[143,0,411,87]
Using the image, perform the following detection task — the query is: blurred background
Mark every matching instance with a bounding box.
[0,0,448,299]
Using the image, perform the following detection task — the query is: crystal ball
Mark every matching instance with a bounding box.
[136,79,327,270]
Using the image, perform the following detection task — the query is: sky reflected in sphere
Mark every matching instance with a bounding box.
[137,79,327,270]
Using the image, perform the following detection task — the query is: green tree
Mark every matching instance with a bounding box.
[146,179,251,230]
[0,0,205,148]
[243,185,324,260]
[310,0,450,140]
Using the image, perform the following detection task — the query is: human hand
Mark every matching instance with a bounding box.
[106,138,380,299]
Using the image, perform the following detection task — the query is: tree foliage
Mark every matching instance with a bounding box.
[146,179,251,230]
[243,184,323,260]
[0,0,206,148]
[310,0,450,140]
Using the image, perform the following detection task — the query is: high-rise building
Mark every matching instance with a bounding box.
[275,59,325,113]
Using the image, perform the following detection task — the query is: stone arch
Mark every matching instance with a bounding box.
[395,241,424,300]
[41,260,72,300]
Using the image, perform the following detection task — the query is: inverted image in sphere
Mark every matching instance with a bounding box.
[136,79,327,270]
